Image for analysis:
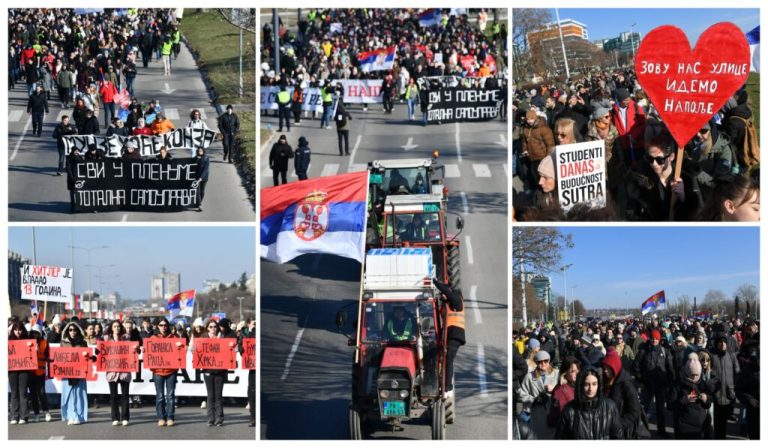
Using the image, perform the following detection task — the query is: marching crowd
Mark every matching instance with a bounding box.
[513,315,760,439]
[9,314,256,428]
[512,68,760,221]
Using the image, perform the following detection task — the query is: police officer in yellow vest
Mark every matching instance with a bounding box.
[171,27,181,59]
[277,85,291,132]
[320,81,334,129]
[161,35,173,77]
[434,278,466,396]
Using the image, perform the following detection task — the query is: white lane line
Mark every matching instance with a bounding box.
[503,164,509,177]
[465,236,474,265]
[347,135,362,171]
[56,110,67,122]
[48,436,65,440]
[444,164,460,178]
[455,122,462,162]
[10,118,32,161]
[348,164,367,173]
[320,163,340,177]
[121,214,128,222]
[469,284,482,324]
[165,108,179,120]
[472,164,491,178]
[460,191,469,215]
[477,344,489,398]
[280,326,306,381]
[496,133,508,148]
[9,110,23,122]
[199,110,208,119]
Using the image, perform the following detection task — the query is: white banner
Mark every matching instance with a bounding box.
[555,140,607,211]
[21,265,73,303]
[260,80,385,111]
[43,347,249,397]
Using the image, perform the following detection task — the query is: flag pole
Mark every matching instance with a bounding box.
[354,172,371,364]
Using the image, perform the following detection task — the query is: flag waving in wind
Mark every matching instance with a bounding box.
[167,290,195,318]
[747,25,759,73]
[358,47,396,72]
[641,290,666,315]
[418,9,442,27]
[261,171,369,264]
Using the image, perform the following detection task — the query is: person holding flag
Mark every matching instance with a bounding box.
[167,290,196,320]
[641,290,666,316]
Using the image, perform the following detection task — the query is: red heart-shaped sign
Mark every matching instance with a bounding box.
[635,22,750,148]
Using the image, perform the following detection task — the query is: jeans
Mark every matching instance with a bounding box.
[222,133,235,161]
[125,77,135,98]
[108,381,130,422]
[337,130,349,155]
[422,110,428,125]
[204,372,225,424]
[153,374,177,420]
[31,112,44,136]
[320,103,333,127]
[278,105,291,131]
[103,102,115,128]
[10,371,30,421]
[407,98,416,118]
[248,371,255,422]
[29,374,50,414]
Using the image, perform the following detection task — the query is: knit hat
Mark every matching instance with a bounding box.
[537,153,556,179]
[651,330,662,341]
[683,353,702,381]
[591,106,610,121]
[533,350,550,362]
[601,346,622,377]
[615,88,631,102]
[298,136,308,146]
[527,338,540,350]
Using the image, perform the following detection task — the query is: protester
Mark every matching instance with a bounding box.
[633,329,674,438]
[28,325,52,423]
[195,147,210,211]
[294,136,311,181]
[199,319,229,426]
[671,353,711,439]
[519,350,559,438]
[602,347,643,438]
[187,109,209,130]
[520,109,555,192]
[27,84,49,137]
[547,357,579,427]
[698,174,760,221]
[335,103,352,156]
[52,115,78,176]
[104,320,133,426]
[269,134,293,186]
[66,148,84,212]
[9,322,32,424]
[150,112,175,135]
[555,367,623,439]
[150,317,179,427]
[710,333,740,439]
[218,105,240,163]
[60,322,90,424]
[434,278,466,396]
[277,84,291,132]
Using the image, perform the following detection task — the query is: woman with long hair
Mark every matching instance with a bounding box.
[104,319,132,426]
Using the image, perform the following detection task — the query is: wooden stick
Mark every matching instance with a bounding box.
[668,144,685,221]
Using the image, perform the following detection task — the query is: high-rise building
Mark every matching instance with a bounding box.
[601,31,641,65]
[8,251,31,304]
[527,19,598,75]
[150,267,181,300]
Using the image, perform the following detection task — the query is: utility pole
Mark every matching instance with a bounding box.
[237,297,244,323]
[630,23,637,63]
[520,258,528,327]
[555,8,570,79]
[273,9,280,75]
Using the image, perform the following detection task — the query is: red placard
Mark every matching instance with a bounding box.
[193,338,237,370]
[9,340,38,371]
[96,341,139,373]
[242,339,256,370]
[50,347,93,379]
[143,338,187,370]
[635,22,750,148]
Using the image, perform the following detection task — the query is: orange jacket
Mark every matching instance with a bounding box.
[150,118,176,135]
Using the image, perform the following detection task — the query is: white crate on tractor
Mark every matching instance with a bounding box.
[364,248,434,290]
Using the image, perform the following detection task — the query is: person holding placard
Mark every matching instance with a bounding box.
[104,320,134,426]
[60,322,90,425]
[28,325,52,423]
[199,318,228,426]
[150,317,180,427]
[9,322,33,425]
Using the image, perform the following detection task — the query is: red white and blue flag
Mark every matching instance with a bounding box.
[418,9,442,27]
[747,26,759,73]
[261,171,369,264]
[641,290,666,315]
[358,47,396,72]
[167,289,196,318]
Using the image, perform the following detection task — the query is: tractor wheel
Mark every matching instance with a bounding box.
[349,405,363,440]
[431,400,446,440]
[445,393,455,424]
[447,245,461,291]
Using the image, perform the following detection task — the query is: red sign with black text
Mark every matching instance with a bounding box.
[192,338,237,370]
[143,338,187,370]
[96,341,139,373]
[50,346,94,379]
[242,339,256,370]
[9,340,38,371]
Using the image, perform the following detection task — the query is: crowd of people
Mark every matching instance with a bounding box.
[512,68,760,221]
[513,315,760,439]
[8,314,256,428]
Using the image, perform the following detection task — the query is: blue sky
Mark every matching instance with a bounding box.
[549,227,759,309]
[9,227,255,301]
[549,8,759,42]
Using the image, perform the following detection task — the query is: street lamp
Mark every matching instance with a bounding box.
[237,297,245,322]
[571,284,578,318]
[559,264,573,321]
[630,23,637,62]
[70,245,109,295]
[88,264,116,318]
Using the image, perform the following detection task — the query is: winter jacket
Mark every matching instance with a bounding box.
[150,118,175,135]
[103,334,133,382]
[724,102,753,165]
[269,142,293,172]
[556,368,624,439]
[519,368,560,414]
[149,332,180,377]
[624,159,702,221]
[735,362,759,410]
[99,81,118,103]
[548,383,575,426]
[132,126,153,136]
[27,91,49,114]
[218,112,240,135]
[195,154,210,181]
[671,378,712,437]
[605,369,643,439]
[80,116,100,135]
[684,129,734,193]
[57,69,75,89]
[335,107,352,131]
[521,118,555,161]
[633,342,675,390]
[710,347,739,405]
[611,99,647,158]
[53,122,78,151]
[294,142,311,175]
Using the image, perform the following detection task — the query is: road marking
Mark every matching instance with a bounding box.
[495,133,508,148]
[465,236,474,265]
[455,122,462,162]
[199,110,208,120]
[401,137,418,151]
[477,344,489,398]
[320,163,339,177]
[347,135,362,171]
[472,164,491,178]
[503,164,509,177]
[460,191,469,215]
[280,326,306,381]
[348,164,367,172]
[10,118,32,161]
[469,285,482,324]
[9,110,23,122]
[162,82,176,95]
[164,108,179,120]
[56,110,68,122]
[444,164,460,178]
[121,214,128,222]
[48,436,65,440]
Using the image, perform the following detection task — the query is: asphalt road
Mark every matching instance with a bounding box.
[9,402,254,440]
[260,107,508,439]
[8,42,254,222]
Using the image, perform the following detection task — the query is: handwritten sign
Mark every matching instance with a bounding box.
[50,346,94,379]
[192,339,237,370]
[241,339,256,370]
[21,265,74,303]
[143,338,187,370]
[9,340,38,371]
[635,22,750,148]
[556,141,606,211]
[96,341,139,373]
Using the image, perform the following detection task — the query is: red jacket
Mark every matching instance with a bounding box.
[100,81,118,103]
[611,99,647,161]
[548,383,575,426]
[132,126,153,136]
[20,48,36,65]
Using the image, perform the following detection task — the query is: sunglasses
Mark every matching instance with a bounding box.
[68,328,78,332]
[698,128,710,134]
[644,154,670,165]
[208,325,218,329]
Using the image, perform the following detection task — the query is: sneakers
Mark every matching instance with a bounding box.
[45,413,52,422]
[158,419,166,427]
[71,420,81,425]
[10,420,18,425]
[200,401,207,409]
[18,419,27,425]
[166,419,175,427]
[112,421,120,426]
[122,420,129,426]
[446,389,455,398]
[248,421,256,427]
[207,421,214,427]
[215,422,223,427]
[34,414,41,423]
[245,403,250,410]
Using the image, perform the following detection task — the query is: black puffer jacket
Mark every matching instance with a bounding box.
[671,377,712,437]
[633,342,675,389]
[556,367,624,439]
[605,369,643,439]
[624,159,703,221]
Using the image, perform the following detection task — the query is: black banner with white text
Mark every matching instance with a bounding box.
[426,87,501,123]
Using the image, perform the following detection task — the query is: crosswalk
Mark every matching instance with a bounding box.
[262,162,509,181]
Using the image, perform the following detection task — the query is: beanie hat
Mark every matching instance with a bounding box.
[591,106,610,121]
[683,353,702,381]
[537,153,556,179]
[533,350,550,362]
[601,347,622,377]
[615,88,631,102]
[527,338,540,350]
[651,330,662,341]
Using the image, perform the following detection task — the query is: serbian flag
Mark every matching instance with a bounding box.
[358,47,396,72]
[167,290,196,318]
[747,26,759,73]
[261,171,368,264]
[641,290,666,315]
[418,9,442,27]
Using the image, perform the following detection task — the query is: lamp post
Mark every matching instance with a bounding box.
[88,264,116,318]
[630,23,637,62]
[237,297,245,322]
[571,284,578,318]
[559,264,572,321]
[70,245,109,308]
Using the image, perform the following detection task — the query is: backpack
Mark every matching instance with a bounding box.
[728,115,760,168]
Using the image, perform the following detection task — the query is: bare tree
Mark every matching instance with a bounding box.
[511,8,552,83]
[512,227,573,277]
[703,289,728,314]
[572,299,586,317]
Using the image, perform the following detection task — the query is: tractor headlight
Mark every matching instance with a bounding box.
[380,389,390,399]
[399,389,409,398]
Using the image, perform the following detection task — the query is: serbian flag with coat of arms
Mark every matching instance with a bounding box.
[641,290,666,315]
[167,290,195,318]
[261,171,369,264]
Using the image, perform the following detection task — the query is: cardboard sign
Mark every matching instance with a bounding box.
[556,141,607,211]
[192,338,237,370]
[241,339,256,370]
[96,341,139,373]
[143,338,187,370]
[635,22,750,148]
[8,340,38,371]
[50,346,94,379]
[21,265,74,303]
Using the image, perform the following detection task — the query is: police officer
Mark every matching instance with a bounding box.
[277,85,291,132]
[434,278,466,396]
